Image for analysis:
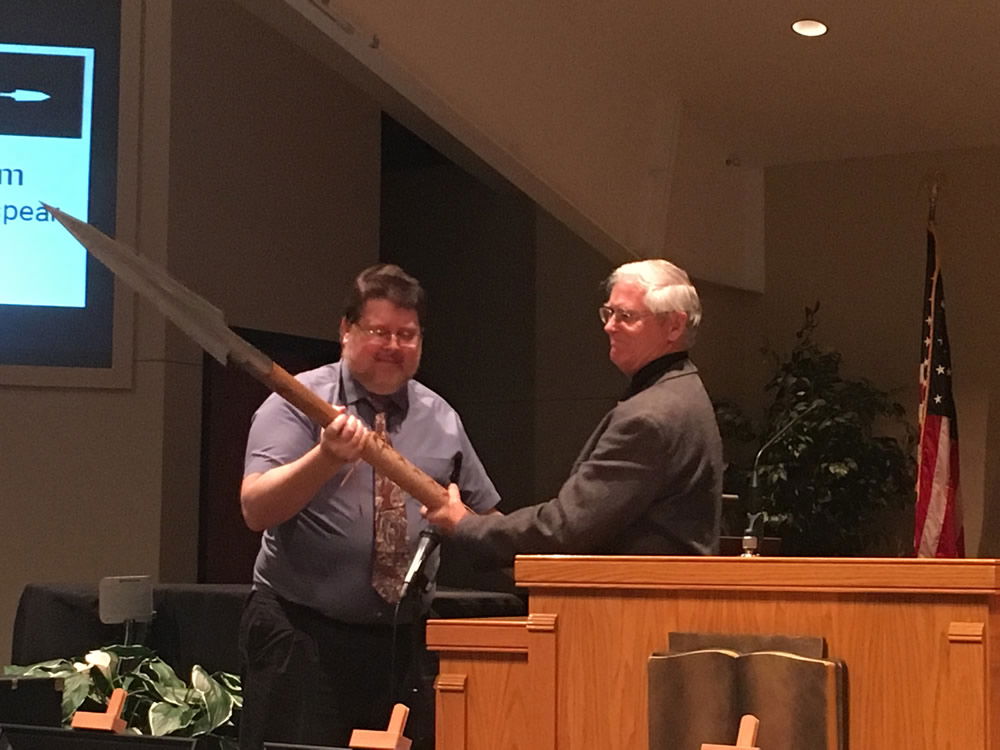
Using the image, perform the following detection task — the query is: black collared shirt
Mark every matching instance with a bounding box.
[623,351,689,400]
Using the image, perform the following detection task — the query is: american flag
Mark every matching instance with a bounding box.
[914,224,964,557]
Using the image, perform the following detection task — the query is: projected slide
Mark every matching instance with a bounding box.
[1,0,120,374]
[0,43,94,307]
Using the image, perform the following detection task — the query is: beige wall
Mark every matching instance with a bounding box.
[765,147,1000,556]
[1,1,379,658]
[168,2,380,340]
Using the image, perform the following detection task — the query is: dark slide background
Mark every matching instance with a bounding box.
[0,51,85,138]
[0,0,120,368]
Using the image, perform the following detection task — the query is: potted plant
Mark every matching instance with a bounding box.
[4,643,241,748]
[716,303,916,556]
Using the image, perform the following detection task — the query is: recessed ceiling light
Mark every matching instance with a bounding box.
[791,19,828,37]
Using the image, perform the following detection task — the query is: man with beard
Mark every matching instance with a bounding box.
[238,264,500,749]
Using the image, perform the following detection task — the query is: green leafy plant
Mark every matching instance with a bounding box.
[4,644,241,746]
[717,303,916,556]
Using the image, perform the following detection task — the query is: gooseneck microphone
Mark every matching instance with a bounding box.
[748,400,823,510]
[398,528,440,601]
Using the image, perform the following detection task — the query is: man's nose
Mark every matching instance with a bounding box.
[382,333,403,349]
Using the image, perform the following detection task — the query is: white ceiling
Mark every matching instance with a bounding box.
[637,0,1000,165]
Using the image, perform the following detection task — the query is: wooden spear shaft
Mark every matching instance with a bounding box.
[256,361,450,510]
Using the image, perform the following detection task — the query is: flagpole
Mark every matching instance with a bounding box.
[927,180,938,225]
[918,181,939,430]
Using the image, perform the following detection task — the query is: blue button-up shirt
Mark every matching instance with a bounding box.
[245,360,500,623]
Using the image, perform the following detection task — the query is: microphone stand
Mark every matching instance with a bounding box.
[745,400,823,553]
[388,452,462,718]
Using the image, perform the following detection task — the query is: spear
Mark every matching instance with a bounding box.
[44,204,450,511]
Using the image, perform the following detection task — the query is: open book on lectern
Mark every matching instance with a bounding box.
[648,648,846,750]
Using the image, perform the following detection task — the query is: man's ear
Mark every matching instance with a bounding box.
[665,311,688,345]
[339,317,350,341]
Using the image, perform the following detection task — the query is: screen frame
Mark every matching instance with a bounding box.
[0,0,137,389]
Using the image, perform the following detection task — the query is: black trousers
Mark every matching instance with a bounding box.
[238,588,416,750]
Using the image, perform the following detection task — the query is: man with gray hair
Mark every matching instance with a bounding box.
[425,258,722,563]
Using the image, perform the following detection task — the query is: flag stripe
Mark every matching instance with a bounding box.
[936,439,963,557]
[914,414,940,537]
[916,416,954,557]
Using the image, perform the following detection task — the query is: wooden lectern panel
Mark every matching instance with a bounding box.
[429,557,1000,750]
[428,616,557,750]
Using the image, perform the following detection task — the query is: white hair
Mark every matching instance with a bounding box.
[606,259,702,344]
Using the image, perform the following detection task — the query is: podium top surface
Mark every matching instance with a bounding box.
[512,555,1000,595]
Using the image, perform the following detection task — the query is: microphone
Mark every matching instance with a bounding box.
[397,451,462,601]
[748,400,823,514]
[398,528,441,601]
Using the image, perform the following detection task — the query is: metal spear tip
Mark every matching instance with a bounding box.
[41,202,264,369]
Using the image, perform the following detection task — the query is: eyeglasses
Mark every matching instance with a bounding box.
[598,305,655,326]
[355,324,422,348]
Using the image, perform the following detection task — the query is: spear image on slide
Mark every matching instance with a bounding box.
[43,204,451,512]
[0,88,51,102]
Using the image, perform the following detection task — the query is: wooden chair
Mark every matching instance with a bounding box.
[70,687,128,733]
[701,714,760,750]
[349,703,412,750]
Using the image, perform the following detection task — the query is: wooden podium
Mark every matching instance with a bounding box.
[427,556,1000,750]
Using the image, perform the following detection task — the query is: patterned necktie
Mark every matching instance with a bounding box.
[371,410,409,604]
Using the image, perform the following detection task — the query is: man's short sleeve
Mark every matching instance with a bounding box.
[244,392,319,477]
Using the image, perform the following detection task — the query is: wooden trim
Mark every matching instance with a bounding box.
[988,597,1000,750]
[434,674,467,692]
[426,617,531,653]
[434,673,467,750]
[514,555,1000,594]
[948,621,986,643]
[527,614,558,750]
[527,613,557,632]
[943,621,987,746]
